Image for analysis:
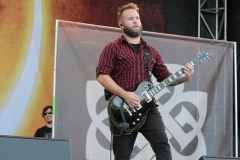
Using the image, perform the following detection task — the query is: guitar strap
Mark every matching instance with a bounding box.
[144,45,159,108]
[116,45,151,133]
[144,44,153,84]
[110,44,153,136]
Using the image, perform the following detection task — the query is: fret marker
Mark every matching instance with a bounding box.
[162,82,166,86]
[152,89,156,94]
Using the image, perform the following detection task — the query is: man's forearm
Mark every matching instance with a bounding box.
[97,74,126,97]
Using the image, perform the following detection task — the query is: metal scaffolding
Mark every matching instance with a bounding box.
[198,0,227,40]
[199,0,239,157]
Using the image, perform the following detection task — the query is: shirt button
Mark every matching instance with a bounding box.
[138,66,139,67]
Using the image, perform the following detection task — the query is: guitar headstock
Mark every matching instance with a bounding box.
[191,50,212,65]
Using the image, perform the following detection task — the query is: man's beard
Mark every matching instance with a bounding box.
[123,25,142,38]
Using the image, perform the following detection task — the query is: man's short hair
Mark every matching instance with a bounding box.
[42,106,52,117]
[117,3,139,21]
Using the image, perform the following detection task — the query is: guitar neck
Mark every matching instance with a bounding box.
[147,61,195,98]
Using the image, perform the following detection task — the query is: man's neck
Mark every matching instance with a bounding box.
[123,33,141,44]
[46,122,52,128]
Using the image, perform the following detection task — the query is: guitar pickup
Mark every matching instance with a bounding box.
[142,91,152,103]
[135,104,142,110]
[131,107,136,112]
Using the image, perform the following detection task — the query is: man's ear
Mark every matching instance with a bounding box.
[119,22,123,27]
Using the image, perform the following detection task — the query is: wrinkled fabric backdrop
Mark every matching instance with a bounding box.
[55,21,234,160]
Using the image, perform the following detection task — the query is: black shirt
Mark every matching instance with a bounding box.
[34,126,52,138]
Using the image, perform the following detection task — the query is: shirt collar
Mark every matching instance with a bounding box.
[120,34,146,46]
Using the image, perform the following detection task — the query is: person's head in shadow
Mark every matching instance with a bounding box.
[42,106,53,126]
[34,106,53,138]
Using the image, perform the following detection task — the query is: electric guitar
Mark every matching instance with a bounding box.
[107,50,212,132]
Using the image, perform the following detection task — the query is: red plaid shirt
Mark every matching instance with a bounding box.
[96,35,171,92]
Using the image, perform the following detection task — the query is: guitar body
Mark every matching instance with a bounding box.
[107,50,211,133]
[108,81,156,133]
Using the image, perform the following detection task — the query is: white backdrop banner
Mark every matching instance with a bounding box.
[54,20,234,160]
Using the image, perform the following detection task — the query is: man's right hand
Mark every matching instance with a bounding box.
[123,92,140,108]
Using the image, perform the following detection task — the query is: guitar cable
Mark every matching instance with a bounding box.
[119,100,130,131]
[109,120,124,160]
[109,100,129,136]
[109,100,130,160]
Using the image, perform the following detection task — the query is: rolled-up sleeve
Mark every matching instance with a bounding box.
[96,43,116,78]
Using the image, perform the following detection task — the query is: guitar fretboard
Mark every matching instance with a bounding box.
[147,61,195,98]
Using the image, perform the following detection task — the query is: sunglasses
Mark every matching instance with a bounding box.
[43,112,52,116]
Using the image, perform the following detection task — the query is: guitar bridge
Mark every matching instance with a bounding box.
[142,91,152,103]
